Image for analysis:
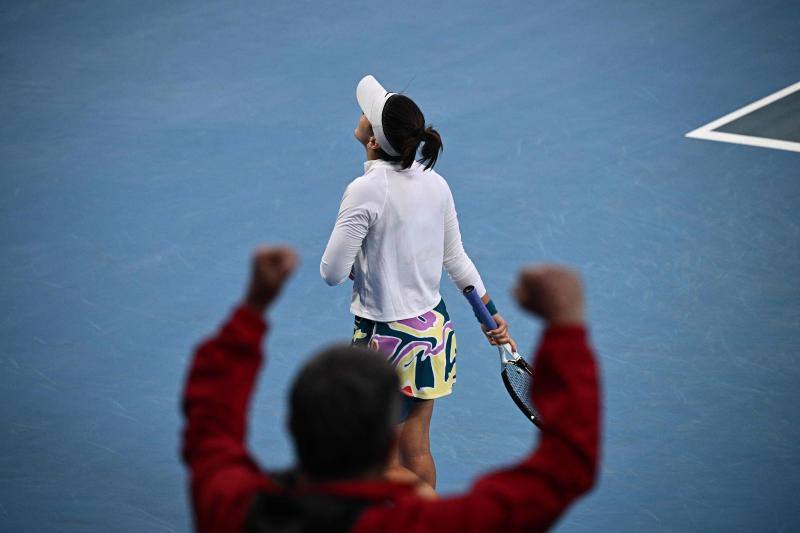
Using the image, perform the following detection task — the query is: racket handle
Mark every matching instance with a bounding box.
[463,286,498,330]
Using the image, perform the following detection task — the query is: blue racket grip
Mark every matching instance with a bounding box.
[463,286,498,330]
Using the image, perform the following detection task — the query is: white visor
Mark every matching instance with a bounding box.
[356,75,400,156]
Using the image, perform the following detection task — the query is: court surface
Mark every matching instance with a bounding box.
[1,1,799,531]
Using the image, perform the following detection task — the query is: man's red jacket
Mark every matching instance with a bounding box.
[182,306,600,532]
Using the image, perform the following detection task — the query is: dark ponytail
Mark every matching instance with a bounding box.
[379,94,443,171]
[419,126,442,170]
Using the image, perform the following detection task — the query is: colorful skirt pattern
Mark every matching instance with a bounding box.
[351,299,457,400]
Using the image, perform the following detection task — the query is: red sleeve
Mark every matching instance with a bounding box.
[181,305,276,533]
[354,325,601,533]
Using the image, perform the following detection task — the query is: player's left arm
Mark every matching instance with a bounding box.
[181,246,298,532]
[320,178,384,285]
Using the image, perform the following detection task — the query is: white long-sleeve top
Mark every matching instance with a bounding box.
[320,159,486,322]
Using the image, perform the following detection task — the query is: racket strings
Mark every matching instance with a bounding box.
[503,362,536,415]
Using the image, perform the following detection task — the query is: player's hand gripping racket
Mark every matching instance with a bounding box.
[463,286,541,427]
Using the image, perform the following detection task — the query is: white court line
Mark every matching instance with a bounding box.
[685,81,800,153]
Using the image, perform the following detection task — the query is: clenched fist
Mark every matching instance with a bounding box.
[244,245,299,314]
[514,265,584,326]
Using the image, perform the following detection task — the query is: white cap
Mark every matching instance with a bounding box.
[356,75,400,156]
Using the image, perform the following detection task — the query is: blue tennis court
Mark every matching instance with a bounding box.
[2,1,799,530]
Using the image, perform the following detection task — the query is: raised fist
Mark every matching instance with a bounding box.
[514,265,584,326]
[244,245,299,313]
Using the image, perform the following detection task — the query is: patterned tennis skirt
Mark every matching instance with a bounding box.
[351,299,457,400]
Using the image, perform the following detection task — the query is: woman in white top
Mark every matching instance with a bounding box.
[321,75,516,489]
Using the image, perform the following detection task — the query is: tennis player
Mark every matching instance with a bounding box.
[320,75,517,488]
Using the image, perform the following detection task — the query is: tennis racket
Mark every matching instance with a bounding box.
[463,286,541,427]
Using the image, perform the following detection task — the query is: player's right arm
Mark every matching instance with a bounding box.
[441,182,485,296]
[355,266,600,532]
[442,181,517,351]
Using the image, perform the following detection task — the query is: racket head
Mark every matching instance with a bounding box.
[500,357,541,427]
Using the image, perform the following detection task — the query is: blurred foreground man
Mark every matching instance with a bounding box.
[181,245,600,532]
